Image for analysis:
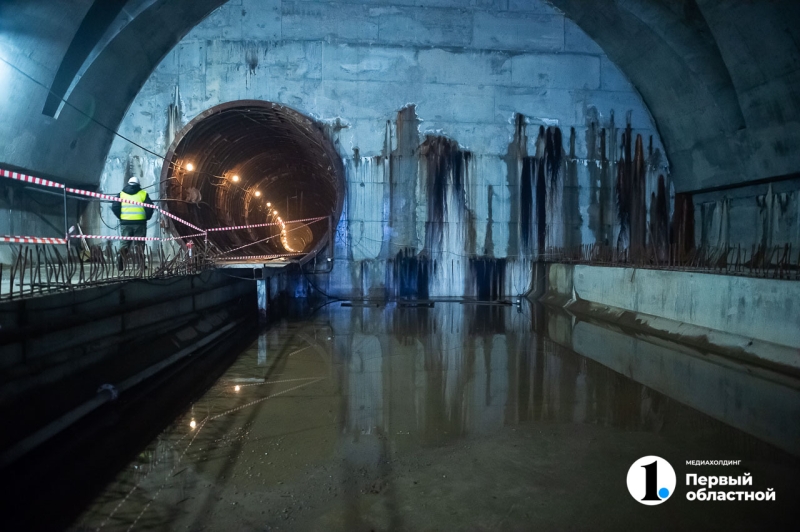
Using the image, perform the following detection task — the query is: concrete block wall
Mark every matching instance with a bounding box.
[542,263,800,372]
[693,177,800,251]
[95,0,667,298]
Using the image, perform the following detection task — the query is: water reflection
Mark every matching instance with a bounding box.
[72,301,800,531]
[329,302,799,456]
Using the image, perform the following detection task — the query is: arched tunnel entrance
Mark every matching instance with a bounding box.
[161,101,344,259]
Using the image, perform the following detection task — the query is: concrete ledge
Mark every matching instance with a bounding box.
[542,309,800,455]
[0,270,257,452]
[540,263,800,373]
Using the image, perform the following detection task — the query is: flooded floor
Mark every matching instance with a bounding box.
[73,302,800,531]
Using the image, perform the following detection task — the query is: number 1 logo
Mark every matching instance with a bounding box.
[626,456,676,505]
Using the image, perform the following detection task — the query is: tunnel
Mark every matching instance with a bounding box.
[161,101,344,257]
[2,0,800,530]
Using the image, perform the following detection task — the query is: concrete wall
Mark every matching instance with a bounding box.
[96,0,667,298]
[544,310,800,456]
[542,263,800,370]
[2,1,799,260]
[551,0,800,193]
[551,0,800,253]
[693,177,800,251]
[0,270,254,384]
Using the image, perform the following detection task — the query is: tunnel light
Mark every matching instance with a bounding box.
[185,163,194,171]
[190,418,197,429]
[254,190,261,197]
[231,175,240,182]
[234,385,241,392]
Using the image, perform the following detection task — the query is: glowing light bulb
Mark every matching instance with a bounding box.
[254,190,261,197]
[273,210,278,215]
[190,419,197,429]
[266,202,271,207]
[185,163,194,171]
[231,175,240,182]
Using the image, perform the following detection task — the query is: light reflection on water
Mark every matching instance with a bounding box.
[73,302,800,531]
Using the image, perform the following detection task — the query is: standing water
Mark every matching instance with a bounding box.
[72,302,800,531]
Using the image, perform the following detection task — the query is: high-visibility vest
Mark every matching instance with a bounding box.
[119,189,148,221]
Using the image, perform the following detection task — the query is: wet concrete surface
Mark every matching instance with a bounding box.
[72,302,800,531]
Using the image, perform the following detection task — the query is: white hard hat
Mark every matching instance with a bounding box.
[128,176,140,185]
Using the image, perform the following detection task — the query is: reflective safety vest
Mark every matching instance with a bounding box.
[119,189,148,221]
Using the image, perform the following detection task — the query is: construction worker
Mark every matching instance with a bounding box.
[111,176,154,266]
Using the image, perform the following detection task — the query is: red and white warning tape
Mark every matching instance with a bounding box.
[206,216,326,232]
[64,187,204,231]
[1,235,68,245]
[69,234,161,242]
[158,209,205,233]
[65,187,131,203]
[161,232,207,242]
[64,188,204,232]
[217,253,305,261]
[0,167,325,256]
[1,169,65,189]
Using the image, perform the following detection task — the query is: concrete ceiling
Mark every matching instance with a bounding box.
[550,0,800,192]
[1,0,799,192]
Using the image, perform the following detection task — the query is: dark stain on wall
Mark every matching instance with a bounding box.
[520,155,534,248]
[504,114,528,257]
[470,257,506,301]
[535,126,547,254]
[513,121,565,256]
[484,184,495,256]
[245,43,259,74]
[650,175,670,260]
[631,133,648,257]
[599,120,612,245]
[391,248,430,300]
[546,127,562,183]
[420,134,471,253]
[564,127,582,247]
[672,192,695,254]
[614,119,649,258]
[616,134,630,250]
[586,118,602,243]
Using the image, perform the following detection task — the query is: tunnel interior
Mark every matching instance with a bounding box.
[161,101,344,257]
[4,0,800,529]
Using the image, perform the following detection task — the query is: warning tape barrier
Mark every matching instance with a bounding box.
[158,209,205,233]
[0,167,327,256]
[64,187,204,233]
[1,169,65,189]
[217,253,305,261]
[1,235,68,245]
[0,169,202,235]
[206,216,326,232]
[69,234,161,242]
[161,232,207,242]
